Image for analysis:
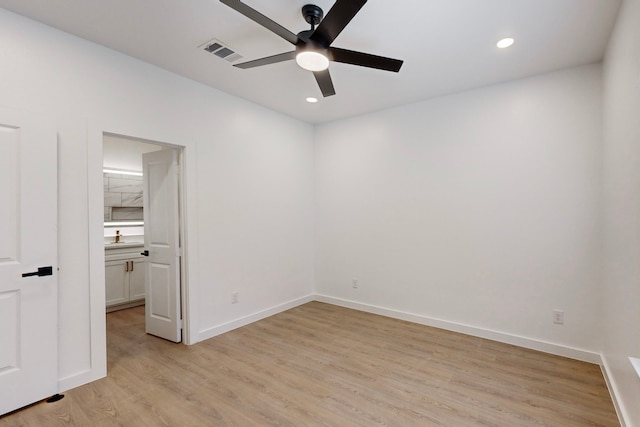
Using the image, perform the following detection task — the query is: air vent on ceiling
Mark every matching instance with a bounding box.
[200,38,243,63]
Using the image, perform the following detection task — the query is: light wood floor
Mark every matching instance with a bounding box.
[1,302,619,426]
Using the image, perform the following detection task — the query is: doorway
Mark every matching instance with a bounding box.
[102,133,187,344]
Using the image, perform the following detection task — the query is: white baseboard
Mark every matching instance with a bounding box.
[314,294,602,364]
[197,294,315,342]
[600,356,629,427]
[197,293,602,364]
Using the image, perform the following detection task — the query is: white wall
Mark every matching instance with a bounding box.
[315,64,603,360]
[602,0,640,424]
[103,134,161,172]
[0,8,314,390]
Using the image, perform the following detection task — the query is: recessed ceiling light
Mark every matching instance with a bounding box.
[306,97,318,103]
[497,37,515,49]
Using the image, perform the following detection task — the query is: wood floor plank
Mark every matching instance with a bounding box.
[0,301,619,426]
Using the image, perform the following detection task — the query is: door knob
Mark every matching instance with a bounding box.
[140,250,149,256]
[22,266,53,277]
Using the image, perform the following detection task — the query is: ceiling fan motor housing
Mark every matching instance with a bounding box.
[302,4,324,28]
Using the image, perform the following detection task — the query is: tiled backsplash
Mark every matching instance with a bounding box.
[104,172,143,221]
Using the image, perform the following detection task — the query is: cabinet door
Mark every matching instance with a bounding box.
[129,258,146,302]
[105,259,128,306]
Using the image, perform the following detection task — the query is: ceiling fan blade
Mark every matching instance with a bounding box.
[309,0,367,47]
[220,0,299,45]
[234,51,297,69]
[329,47,403,72]
[313,69,336,97]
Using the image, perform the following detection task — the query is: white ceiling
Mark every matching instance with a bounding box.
[0,0,621,124]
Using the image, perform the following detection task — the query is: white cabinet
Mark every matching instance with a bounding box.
[105,246,145,312]
[128,258,145,301]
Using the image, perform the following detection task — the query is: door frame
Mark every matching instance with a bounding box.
[86,121,198,383]
[101,133,190,343]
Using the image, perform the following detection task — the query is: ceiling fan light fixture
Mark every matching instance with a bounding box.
[296,50,329,71]
[497,37,515,49]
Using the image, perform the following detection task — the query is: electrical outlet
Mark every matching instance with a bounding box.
[352,278,359,289]
[231,292,239,304]
[553,309,564,325]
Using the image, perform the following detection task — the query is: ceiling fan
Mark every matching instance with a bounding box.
[219,0,404,97]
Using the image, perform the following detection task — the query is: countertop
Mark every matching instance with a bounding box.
[104,241,144,250]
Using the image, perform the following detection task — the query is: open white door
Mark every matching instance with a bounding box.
[0,109,57,415]
[142,148,181,342]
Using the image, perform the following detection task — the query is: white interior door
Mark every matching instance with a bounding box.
[0,109,57,415]
[142,148,181,342]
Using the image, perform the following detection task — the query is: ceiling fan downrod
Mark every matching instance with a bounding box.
[302,4,323,31]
